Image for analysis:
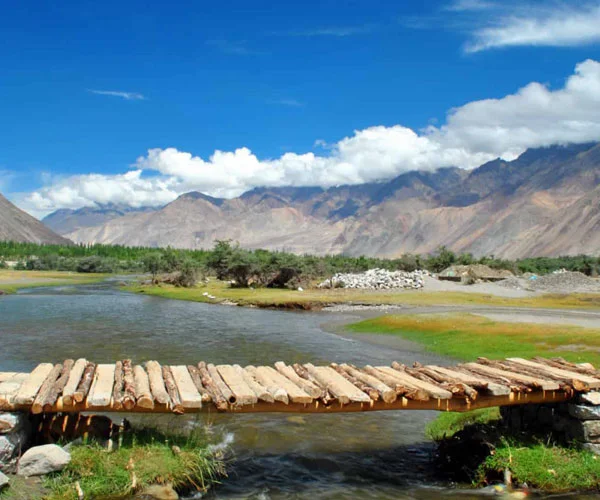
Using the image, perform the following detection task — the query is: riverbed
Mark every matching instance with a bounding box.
[0,282,592,499]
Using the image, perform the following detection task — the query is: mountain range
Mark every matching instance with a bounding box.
[39,142,600,258]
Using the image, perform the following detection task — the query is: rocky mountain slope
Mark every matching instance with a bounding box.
[0,193,71,245]
[53,143,600,258]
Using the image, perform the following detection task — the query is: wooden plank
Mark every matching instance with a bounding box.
[331,364,379,401]
[463,362,560,391]
[197,362,228,410]
[217,365,257,406]
[13,363,54,405]
[305,364,371,404]
[425,365,511,396]
[170,365,203,409]
[162,365,183,413]
[506,358,600,390]
[207,363,236,404]
[112,361,125,410]
[146,361,170,405]
[379,366,453,400]
[133,365,154,409]
[31,364,63,414]
[186,365,212,404]
[259,366,313,404]
[363,365,428,400]
[274,362,322,398]
[339,364,397,403]
[0,374,28,408]
[87,364,116,407]
[62,358,87,406]
[121,360,136,410]
[415,366,478,400]
[42,359,74,411]
[246,365,289,404]
[292,363,332,403]
[234,365,273,403]
[0,373,17,383]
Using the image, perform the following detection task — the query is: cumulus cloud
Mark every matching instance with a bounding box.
[464,2,600,52]
[89,89,145,100]
[22,59,600,216]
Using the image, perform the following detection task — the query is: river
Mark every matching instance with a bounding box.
[0,282,588,499]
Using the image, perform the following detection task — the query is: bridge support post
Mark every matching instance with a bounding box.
[500,391,600,455]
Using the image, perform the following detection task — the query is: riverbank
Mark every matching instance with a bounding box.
[126,278,600,311]
[0,271,109,295]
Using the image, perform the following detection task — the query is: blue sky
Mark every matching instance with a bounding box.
[2,0,600,216]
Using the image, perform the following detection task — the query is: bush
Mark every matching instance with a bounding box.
[76,256,116,273]
[173,259,199,288]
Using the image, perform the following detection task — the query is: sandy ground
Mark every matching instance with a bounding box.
[421,275,538,298]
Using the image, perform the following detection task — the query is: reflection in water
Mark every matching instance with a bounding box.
[0,283,592,499]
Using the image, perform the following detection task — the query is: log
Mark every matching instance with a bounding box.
[292,363,334,404]
[121,360,136,410]
[170,365,203,409]
[146,361,170,405]
[74,362,97,403]
[505,357,600,390]
[331,363,379,401]
[492,360,576,390]
[465,361,560,391]
[197,362,228,410]
[257,366,313,404]
[457,365,528,393]
[0,373,17,383]
[0,374,28,408]
[417,366,478,400]
[14,363,55,405]
[112,361,124,410]
[339,364,396,403]
[207,363,236,404]
[381,365,452,400]
[31,364,63,414]
[87,364,116,407]
[133,365,154,409]
[424,365,512,396]
[217,365,257,406]
[42,359,75,412]
[392,362,476,400]
[62,358,87,406]
[275,362,321,398]
[162,365,183,414]
[246,365,288,404]
[362,365,426,400]
[234,365,273,403]
[187,365,212,404]
[533,357,598,376]
[305,364,371,404]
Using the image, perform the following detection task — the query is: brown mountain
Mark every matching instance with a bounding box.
[55,143,600,258]
[0,193,71,245]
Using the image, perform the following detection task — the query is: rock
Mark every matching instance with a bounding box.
[569,404,600,420]
[135,483,179,499]
[17,444,71,477]
[582,443,600,455]
[0,413,26,435]
[318,269,430,290]
[0,471,8,489]
[567,420,600,443]
[578,392,600,406]
[0,429,29,465]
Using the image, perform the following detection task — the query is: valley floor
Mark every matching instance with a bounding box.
[0,270,109,294]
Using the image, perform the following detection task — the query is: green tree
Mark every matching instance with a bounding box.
[143,253,164,282]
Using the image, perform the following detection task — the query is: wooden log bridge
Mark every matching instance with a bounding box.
[1,357,599,415]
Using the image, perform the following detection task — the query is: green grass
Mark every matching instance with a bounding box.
[126,279,600,310]
[481,440,600,492]
[346,313,600,366]
[41,427,225,500]
[0,270,109,294]
[426,408,501,441]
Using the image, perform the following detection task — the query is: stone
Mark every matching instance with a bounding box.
[0,413,26,434]
[0,471,8,489]
[17,444,71,477]
[566,420,600,443]
[582,443,600,455]
[135,483,179,499]
[0,429,28,465]
[569,404,600,421]
[578,392,600,406]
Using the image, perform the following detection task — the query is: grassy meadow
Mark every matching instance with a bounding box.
[0,270,109,294]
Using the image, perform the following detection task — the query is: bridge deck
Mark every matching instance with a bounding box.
[1,357,598,415]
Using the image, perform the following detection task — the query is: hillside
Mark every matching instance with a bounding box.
[0,193,72,245]
[49,143,600,258]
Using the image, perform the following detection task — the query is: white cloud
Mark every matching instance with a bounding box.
[21,59,600,216]
[89,89,145,100]
[464,2,600,52]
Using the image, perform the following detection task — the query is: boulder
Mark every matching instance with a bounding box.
[578,392,600,406]
[17,444,70,477]
[0,471,8,489]
[0,429,29,465]
[569,404,600,421]
[0,413,27,435]
[135,483,179,499]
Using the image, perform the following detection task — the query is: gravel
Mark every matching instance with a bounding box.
[498,271,600,294]
[318,269,431,290]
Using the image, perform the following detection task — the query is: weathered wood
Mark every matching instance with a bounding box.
[121,360,136,410]
[87,364,116,407]
[186,365,212,404]
[62,358,87,406]
[339,364,396,403]
[74,362,97,403]
[533,357,598,376]
[234,365,273,403]
[42,359,75,412]
[275,361,322,398]
[465,361,560,391]
[258,366,313,404]
[363,365,427,400]
[197,362,228,410]
[146,361,170,405]
[417,366,478,400]
[291,363,332,403]
[217,365,257,406]
[392,362,476,400]
[31,364,63,414]
[0,374,28,408]
[305,364,371,404]
[207,363,236,404]
[112,361,125,410]
[246,365,289,404]
[331,363,379,401]
[506,358,600,390]
[0,373,17,383]
[133,365,154,409]
[170,366,203,409]
[424,365,512,396]
[14,363,55,406]
[491,359,577,391]
[162,365,183,413]
[383,365,453,400]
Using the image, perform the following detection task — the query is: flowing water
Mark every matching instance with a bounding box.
[0,282,590,499]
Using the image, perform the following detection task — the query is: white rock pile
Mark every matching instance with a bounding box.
[318,269,430,290]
